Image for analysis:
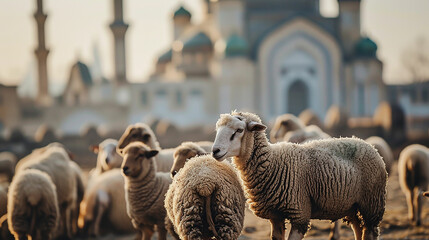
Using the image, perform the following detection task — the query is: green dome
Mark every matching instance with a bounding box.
[183,32,213,51]
[174,6,191,19]
[158,49,172,63]
[225,34,248,57]
[355,37,378,58]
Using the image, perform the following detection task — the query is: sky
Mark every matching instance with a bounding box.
[0,0,428,90]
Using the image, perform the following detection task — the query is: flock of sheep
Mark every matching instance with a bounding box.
[0,110,428,240]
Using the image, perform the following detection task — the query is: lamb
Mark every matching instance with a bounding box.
[78,169,135,237]
[212,111,387,240]
[398,144,429,226]
[165,154,246,240]
[7,169,59,240]
[117,123,211,172]
[120,142,173,240]
[0,152,17,182]
[270,114,329,143]
[365,136,394,176]
[17,145,77,239]
[170,141,210,178]
[88,138,123,186]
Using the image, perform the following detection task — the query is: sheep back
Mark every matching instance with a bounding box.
[398,144,429,193]
[366,136,394,175]
[7,169,59,239]
[166,155,245,239]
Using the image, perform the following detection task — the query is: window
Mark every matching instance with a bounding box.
[175,90,183,106]
[156,89,167,96]
[141,91,148,105]
[190,89,202,96]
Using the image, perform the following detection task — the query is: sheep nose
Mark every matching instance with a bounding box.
[105,157,110,164]
[212,148,220,156]
[122,166,129,175]
[171,170,178,178]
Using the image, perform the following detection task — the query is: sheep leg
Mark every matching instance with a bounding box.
[157,225,168,240]
[17,233,28,240]
[329,220,341,240]
[287,225,305,240]
[269,218,285,240]
[349,214,363,240]
[413,188,422,226]
[142,226,154,240]
[93,190,109,236]
[405,190,415,224]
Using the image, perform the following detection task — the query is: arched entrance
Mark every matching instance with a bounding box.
[287,80,309,115]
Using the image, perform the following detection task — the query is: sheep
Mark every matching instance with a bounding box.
[120,142,173,240]
[298,109,324,129]
[170,141,210,178]
[88,138,123,187]
[365,136,394,176]
[270,114,329,144]
[117,123,212,172]
[398,144,429,226]
[212,111,387,240]
[79,168,135,237]
[7,169,59,240]
[17,145,77,239]
[0,152,17,183]
[165,154,246,240]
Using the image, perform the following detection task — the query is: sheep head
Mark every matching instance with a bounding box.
[91,139,123,172]
[117,123,159,153]
[171,142,207,178]
[270,114,304,143]
[120,142,158,178]
[212,111,266,161]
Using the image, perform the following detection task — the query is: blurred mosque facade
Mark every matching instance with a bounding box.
[1,0,428,136]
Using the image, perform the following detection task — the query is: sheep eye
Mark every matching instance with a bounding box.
[142,134,150,142]
[230,129,242,141]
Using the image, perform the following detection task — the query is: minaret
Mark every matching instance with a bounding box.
[34,0,50,104]
[110,0,128,84]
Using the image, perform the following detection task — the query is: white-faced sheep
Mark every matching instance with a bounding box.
[17,145,77,239]
[7,169,59,240]
[79,168,135,237]
[365,136,394,176]
[165,154,246,240]
[120,142,173,240]
[398,144,429,226]
[212,111,387,240]
[88,138,123,186]
[0,152,17,183]
[170,141,210,178]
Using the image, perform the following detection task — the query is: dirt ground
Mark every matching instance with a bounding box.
[86,161,429,240]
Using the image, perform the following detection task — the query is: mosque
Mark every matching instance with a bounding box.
[1,0,427,135]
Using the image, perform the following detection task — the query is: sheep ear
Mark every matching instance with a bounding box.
[145,150,159,159]
[89,145,99,154]
[247,121,267,132]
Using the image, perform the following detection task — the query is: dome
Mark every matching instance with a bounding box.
[183,32,213,51]
[354,37,378,58]
[174,6,191,19]
[225,34,248,57]
[157,49,172,63]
